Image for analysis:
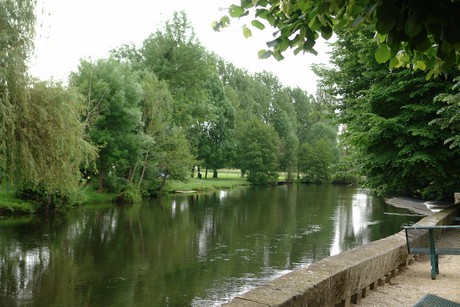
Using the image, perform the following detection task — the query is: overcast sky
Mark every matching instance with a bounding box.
[30,0,331,95]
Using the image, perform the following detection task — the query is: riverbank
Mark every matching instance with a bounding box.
[0,175,250,215]
[0,189,35,215]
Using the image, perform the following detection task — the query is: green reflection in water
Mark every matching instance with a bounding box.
[0,185,421,306]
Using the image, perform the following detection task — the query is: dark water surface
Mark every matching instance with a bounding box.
[0,185,422,306]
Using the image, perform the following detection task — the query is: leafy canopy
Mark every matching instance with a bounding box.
[214,0,460,77]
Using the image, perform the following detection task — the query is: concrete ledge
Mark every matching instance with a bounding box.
[224,206,459,307]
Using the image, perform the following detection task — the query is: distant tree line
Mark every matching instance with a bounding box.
[1,7,341,209]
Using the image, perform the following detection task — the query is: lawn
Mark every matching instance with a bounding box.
[168,169,249,192]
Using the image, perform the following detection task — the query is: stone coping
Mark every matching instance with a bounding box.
[223,206,459,306]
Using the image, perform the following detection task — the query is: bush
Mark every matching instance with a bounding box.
[114,185,142,204]
[247,171,278,185]
[16,185,72,212]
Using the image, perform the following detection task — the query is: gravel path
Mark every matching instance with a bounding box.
[355,254,460,306]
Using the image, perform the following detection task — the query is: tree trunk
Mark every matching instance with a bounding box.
[138,151,149,188]
[158,174,167,192]
[213,169,218,178]
[287,171,293,183]
[205,167,208,179]
[197,165,202,179]
[98,169,104,192]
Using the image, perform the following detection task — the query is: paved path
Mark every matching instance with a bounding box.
[355,254,460,306]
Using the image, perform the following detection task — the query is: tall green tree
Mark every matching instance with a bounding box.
[298,122,338,183]
[1,1,95,207]
[141,11,215,128]
[237,116,280,185]
[0,0,35,181]
[140,72,194,193]
[70,59,144,192]
[11,83,95,206]
[194,74,235,178]
[316,27,460,199]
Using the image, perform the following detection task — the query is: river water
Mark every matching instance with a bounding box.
[0,185,422,306]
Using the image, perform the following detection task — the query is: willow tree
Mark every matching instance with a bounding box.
[0,0,35,172]
[1,1,95,207]
[12,83,95,199]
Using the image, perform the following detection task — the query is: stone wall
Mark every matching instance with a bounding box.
[223,206,459,307]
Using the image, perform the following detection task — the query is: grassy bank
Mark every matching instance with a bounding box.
[0,171,247,215]
[0,169,268,215]
[0,188,35,215]
[168,169,249,192]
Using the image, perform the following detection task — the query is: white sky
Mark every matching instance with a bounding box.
[30,0,331,95]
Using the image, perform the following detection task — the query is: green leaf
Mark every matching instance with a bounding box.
[308,17,322,32]
[266,38,282,48]
[272,50,285,61]
[351,15,365,28]
[258,49,271,59]
[389,57,399,69]
[321,26,333,40]
[240,0,253,9]
[279,38,289,52]
[377,33,386,44]
[303,38,316,51]
[251,19,265,30]
[333,18,347,31]
[375,2,396,34]
[229,5,245,18]
[414,60,426,71]
[404,14,421,38]
[293,46,303,55]
[243,26,252,38]
[374,44,390,63]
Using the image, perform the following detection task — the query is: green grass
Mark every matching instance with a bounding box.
[169,169,249,192]
[75,185,118,205]
[0,188,35,215]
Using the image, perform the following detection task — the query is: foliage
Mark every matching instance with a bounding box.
[10,83,96,208]
[139,73,195,194]
[215,0,460,77]
[432,77,460,149]
[70,58,144,193]
[141,11,215,128]
[315,27,460,199]
[194,74,236,177]
[237,117,280,185]
[114,184,143,204]
[298,136,337,184]
[0,0,35,150]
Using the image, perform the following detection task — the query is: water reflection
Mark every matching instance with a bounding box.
[0,185,421,306]
[330,190,382,256]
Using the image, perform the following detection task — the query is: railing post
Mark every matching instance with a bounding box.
[428,229,438,279]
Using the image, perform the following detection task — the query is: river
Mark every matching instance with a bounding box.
[0,185,422,306]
